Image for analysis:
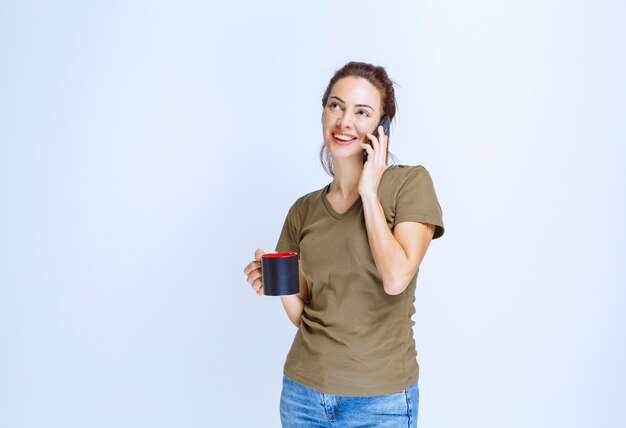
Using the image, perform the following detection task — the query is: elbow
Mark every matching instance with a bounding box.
[383,265,420,295]
[383,281,409,296]
[382,272,415,295]
[290,316,302,328]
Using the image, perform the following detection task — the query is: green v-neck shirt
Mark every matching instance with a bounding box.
[275,164,445,396]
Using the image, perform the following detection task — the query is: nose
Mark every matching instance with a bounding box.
[337,112,353,130]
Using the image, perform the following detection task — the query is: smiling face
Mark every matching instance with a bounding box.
[321,76,383,161]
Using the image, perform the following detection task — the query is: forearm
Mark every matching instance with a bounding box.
[280,294,305,327]
[361,193,412,294]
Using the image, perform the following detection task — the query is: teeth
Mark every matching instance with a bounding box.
[334,133,355,141]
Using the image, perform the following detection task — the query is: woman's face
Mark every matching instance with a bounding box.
[321,76,383,161]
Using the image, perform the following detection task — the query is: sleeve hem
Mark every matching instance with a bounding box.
[394,215,445,239]
[275,245,300,255]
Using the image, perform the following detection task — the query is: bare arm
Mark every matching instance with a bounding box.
[361,193,435,295]
[358,128,436,295]
[280,260,309,327]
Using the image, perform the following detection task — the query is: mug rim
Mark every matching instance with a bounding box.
[262,252,298,258]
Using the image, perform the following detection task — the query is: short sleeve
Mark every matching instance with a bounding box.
[394,165,445,239]
[275,201,301,253]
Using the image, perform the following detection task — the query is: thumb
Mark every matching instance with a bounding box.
[254,248,266,262]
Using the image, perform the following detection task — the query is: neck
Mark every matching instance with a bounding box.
[329,157,363,197]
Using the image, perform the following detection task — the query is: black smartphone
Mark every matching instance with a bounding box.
[363,115,391,162]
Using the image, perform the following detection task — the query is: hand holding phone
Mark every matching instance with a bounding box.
[363,115,391,162]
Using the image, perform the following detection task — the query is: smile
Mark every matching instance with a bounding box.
[333,133,357,145]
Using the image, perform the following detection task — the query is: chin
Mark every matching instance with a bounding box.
[329,149,362,163]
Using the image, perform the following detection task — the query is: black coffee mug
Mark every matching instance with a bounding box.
[261,252,299,296]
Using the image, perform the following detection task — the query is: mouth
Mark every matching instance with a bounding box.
[332,132,357,145]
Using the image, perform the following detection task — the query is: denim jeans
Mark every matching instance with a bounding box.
[280,375,419,427]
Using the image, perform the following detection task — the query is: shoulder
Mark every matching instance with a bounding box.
[286,185,327,216]
[294,185,326,206]
[386,164,430,175]
[383,164,432,187]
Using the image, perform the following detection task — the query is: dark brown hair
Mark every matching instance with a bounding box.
[320,61,399,176]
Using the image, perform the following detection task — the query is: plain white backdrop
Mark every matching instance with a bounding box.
[1,1,624,427]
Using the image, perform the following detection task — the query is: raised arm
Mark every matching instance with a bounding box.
[359,130,437,294]
[361,196,435,295]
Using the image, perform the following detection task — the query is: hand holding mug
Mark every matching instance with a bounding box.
[243,248,265,296]
[243,249,299,296]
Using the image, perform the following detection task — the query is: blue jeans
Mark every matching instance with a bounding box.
[280,375,419,427]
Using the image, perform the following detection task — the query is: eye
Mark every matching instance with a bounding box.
[357,110,370,117]
[328,102,341,109]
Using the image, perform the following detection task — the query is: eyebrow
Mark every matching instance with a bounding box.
[328,96,375,111]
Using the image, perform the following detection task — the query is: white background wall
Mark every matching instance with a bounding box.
[1,1,624,427]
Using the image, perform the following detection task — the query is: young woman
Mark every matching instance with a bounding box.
[243,61,445,427]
